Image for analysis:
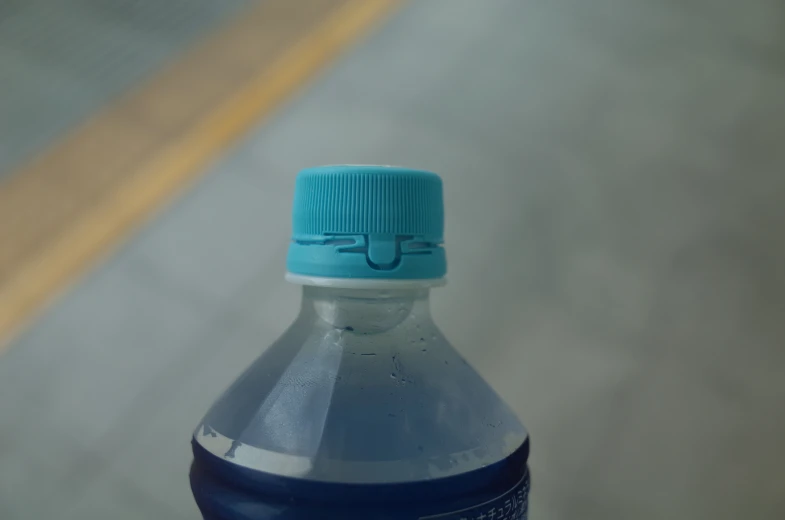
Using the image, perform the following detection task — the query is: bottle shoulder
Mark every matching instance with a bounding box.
[196,319,527,483]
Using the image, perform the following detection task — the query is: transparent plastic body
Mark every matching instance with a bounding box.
[191,286,530,519]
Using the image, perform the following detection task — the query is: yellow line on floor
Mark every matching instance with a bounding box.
[0,0,401,347]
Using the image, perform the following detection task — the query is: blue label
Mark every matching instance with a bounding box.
[419,471,529,520]
[192,438,531,520]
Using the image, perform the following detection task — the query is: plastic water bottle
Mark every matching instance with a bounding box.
[190,165,530,519]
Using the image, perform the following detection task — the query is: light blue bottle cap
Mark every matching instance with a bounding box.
[286,165,446,281]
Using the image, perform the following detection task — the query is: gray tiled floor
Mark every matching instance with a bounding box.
[2,0,785,518]
[0,0,250,175]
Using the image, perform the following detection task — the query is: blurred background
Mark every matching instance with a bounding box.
[1,0,784,518]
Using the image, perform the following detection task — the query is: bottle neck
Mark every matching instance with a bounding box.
[299,285,432,334]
